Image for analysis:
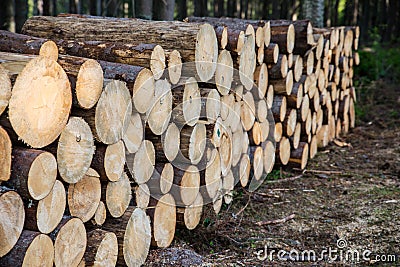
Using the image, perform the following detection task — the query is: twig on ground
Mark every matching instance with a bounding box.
[301,169,343,174]
[233,195,251,217]
[256,214,296,226]
[266,174,304,183]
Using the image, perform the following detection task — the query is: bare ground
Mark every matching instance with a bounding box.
[146,81,400,266]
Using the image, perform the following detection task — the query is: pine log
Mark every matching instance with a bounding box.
[0,126,12,182]
[264,43,279,64]
[287,142,309,169]
[148,79,173,134]
[263,140,276,174]
[68,168,101,222]
[241,91,256,131]
[303,51,314,75]
[0,64,11,116]
[3,54,72,148]
[299,94,310,121]
[200,88,221,123]
[91,141,126,182]
[102,207,151,266]
[239,153,251,187]
[293,55,304,82]
[171,165,200,207]
[55,116,95,184]
[0,230,53,266]
[176,192,203,230]
[167,50,182,84]
[231,128,244,166]
[283,109,297,137]
[276,136,291,165]
[255,98,269,123]
[289,123,302,149]
[22,15,219,82]
[180,123,206,165]
[222,169,235,204]
[268,54,288,79]
[203,148,222,201]
[272,95,287,122]
[254,63,268,99]
[239,34,257,90]
[287,82,303,109]
[215,49,234,96]
[309,135,318,159]
[93,201,107,226]
[270,69,293,95]
[128,140,155,184]
[50,217,87,267]
[147,194,176,247]
[249,146,264,181]
[270,23,295,54]
[0,187,25,257]
[84,229,118,266]
[147,163,174,195]
[105,172,132,218]
[122,111,144,154]
[24,180,66,234]
[5,147,57,200]
[219,126,233,176]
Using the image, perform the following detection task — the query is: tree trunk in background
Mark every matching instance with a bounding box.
[43,0,50,15]
[333,0,339,25]
[15,0,28,33]
[194,0,208,17]
[227,0,236,17]
[0,0,14,31]
[69,0,77,13]
[272,0,280,19]
[352,0,358,25]
[136,0,153,19]
[280,0,288,19]
[240,0,249,19]
[213,0,224,17]
[153,0,175,20]
[176,0,187,20]
[106,0,118,17]
[90,0,96,15]
[360,0,369,42]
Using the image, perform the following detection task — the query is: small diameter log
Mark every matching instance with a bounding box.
[232,128,245,166]
[8,55,72,148]
[299,94,310,121]
[222,169,235,204]
[50,217,87,267]
[275,122,283,142]
[0,230,53,266]
[167,50,182,85]
[147,163,174,195]
[68,168,101,222]
[24,180,66,234]
[171,165,200,207]
[266,84,274,109]
[270,20,313,54]
[106,172,132,218]
[309,135,318,159]
[303,51,314,75]
[132,68,155,114]
[180,123,206,165]
[287,82,303,109]
[256,98,269,123]
[84,229,118,267]
[131,140,155,184]
[219,126,233,177]
[241,91,256,131]
[254,63,269,99]
[287,142,309,170]
[148,79,173,135]
[249,146,264,181]
[272,95,287,122]
[176,192,203,230]
[239,34,257,90]
[276,136,291,165]
[181,78,201,126]
[200,88,221,123]
[270,23,295,54]
[264,43,279,64]
[268,54,288,79]
[147,194,176,247]
[289,123,302,149]
[91,140,126,182]
[132,183,150,209]
[215,50,234,96]
[283,109,297,137]
[93,201,107,226]
[0,126,12,182]
[0,65,11,116]
[161,122,180,162]
[270,69,293,95]
[0,187,25,257]
[5,147,57,200]
[123,111,144,154]
[249,121,262,146]
[203,148,222,201]
[263,140,276,174]
[317,125,330,148]
[239,154,251,187]
[56,116,95,184]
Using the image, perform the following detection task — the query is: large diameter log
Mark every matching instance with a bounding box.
[50,217,87,267]
[0,187,25,257]
[91,141,126,182]
[5,147,57,200]
[68,168,101,222]
[0,65,11,116]
[25,180,66,234]
[23,16,218,82]
[103,207,151,266]
[0,126,12,182]
[106,172,132,218]
[8,55,72,148]
[84,229,118,267]
[147,194,176,248]
[0,230,54,266]
[56,116,95,184]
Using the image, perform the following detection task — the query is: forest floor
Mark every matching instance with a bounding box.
[146,80,400,266]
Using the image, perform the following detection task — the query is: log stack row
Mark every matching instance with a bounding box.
[0,14,359,266]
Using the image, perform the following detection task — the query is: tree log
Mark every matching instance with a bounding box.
[176,192,203,230]
[105,172,132,218]
[91,141,126,182]
[83,229,118,266]
[0,126,12,182]
[0,64,11,116]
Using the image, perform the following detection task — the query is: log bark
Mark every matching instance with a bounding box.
[0,64,11,116]
[0,230,53,266]
[0,187,25,257]
[272,95,287,122]
[287,142,309,169]
[22,15,219,82]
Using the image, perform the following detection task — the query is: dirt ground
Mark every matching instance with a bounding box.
[146,81,400,266]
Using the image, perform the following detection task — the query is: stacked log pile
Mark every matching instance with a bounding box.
[0,14,359,266]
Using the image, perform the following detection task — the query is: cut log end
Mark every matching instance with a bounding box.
[106,172,132,218]
[94,201,107,226]
[195,24,218,82]
[167,50,182,85]
[148,79,172,135]
[27,151,57,200]
[182,193,203,230]
[122,111,144,154]
[215,50,233,96]
[76,59,104,109]
[133,140,155,184]
[133,68,155,114]
[38,40,58,61]
[104,140,126,182]
[0,126,12,182]
[9,56,72,148]
[183,78,201,126]
[0,65,12,116]
[150,45,166,80]
[85,230,118,267]
[162,123,180,162]
[152,194,176,248]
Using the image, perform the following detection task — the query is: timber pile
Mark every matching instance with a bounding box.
[0,14,359,266]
